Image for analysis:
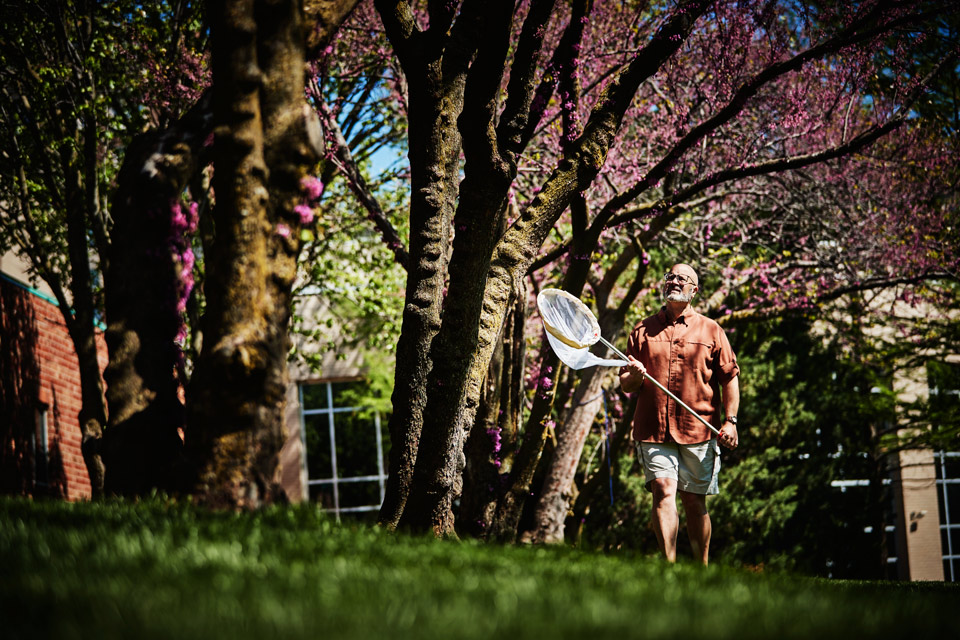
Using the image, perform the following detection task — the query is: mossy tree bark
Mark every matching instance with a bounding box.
[374,0,476,528]
[185,0,355,508]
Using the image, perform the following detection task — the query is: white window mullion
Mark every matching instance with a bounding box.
[375,412,385,504]
[327,382,340,521]
[298,385,309,502]
[939,451,955,582]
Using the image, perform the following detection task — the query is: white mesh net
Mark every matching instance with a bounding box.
[536,289,628,370]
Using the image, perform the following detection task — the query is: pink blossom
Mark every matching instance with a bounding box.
[295,204,315,225]
[300,176,324,201]
[276,223,291,238]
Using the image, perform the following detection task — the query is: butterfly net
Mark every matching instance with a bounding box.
[536,289,628,370]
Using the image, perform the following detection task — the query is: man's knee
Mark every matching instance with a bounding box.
[678,490,708,516]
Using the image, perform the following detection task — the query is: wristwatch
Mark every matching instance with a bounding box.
[725,416,738,426]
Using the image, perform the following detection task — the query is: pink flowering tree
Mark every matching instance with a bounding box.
[502,4,957,542]
[0,0,366,501]
[315,0,959,538]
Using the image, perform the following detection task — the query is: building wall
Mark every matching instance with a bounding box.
[0,274,107,501]
[279,382,307,502]
[893,448,944,581]
[281,293,370,504]
[889,322,946,581]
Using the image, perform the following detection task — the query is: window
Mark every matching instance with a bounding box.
[930,361,960,582]
[299,381,389,520]
[936,451,960,582]
[33,404,48,488]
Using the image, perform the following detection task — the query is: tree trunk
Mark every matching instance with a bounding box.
[102,91,213,496]
[571,391,638,526]
[489,346,561,542]
[61,133,107,497]
[376,0,474,528]
[460,286,525,538]
[185,0,326,508]
[523,242,650,541]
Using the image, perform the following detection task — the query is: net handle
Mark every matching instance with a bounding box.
[599,336,721,437]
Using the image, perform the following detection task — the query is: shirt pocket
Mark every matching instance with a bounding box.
[685,340,716,384]
[642,337,673,372]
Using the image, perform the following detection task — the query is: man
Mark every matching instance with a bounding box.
[619,263,740,565]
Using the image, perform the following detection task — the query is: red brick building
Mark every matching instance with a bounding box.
[0,270,107,501]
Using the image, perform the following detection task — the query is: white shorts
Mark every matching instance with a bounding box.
[635,439,720,495]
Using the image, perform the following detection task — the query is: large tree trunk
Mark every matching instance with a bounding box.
[102,91,214,496]
[375,0,474,528]
[185,0,330,508]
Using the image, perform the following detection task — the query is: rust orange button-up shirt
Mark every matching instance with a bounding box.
[626,306,739,445]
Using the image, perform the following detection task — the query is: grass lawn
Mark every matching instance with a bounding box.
[1,497,956,639]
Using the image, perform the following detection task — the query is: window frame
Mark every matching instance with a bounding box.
[936,450,960,582]
[299,380,387,520]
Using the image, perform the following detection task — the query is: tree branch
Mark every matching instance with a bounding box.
[497,0,558,153]
[318,99,410,269]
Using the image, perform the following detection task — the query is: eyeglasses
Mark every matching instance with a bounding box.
[663,273,695,285]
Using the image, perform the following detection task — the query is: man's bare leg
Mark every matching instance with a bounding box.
[679,490,711,566]
[650,478,679,562]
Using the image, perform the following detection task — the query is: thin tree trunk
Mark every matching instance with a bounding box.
[571,391,638,527]
[61,130,107,497]
[528,367,606,543]
[489,345,560,541]
[376,0,474,528]
[460,285,525,537]
[523,241,650,541]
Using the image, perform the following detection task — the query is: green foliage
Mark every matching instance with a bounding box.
[289,155,408,379]
[2,498,958,640]
[709,313,901,577]
[576,446,657,554]
[0,0,207,300]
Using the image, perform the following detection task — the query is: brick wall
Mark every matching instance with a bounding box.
[1,275,107,501]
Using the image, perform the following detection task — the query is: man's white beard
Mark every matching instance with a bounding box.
[663,289,694,304]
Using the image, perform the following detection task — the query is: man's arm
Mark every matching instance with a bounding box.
[719,375,740,449]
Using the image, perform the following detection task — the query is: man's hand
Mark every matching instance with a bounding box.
[719,422,738,449]
[619,355,647,394]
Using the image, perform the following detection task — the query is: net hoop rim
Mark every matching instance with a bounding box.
[536,288,601,350]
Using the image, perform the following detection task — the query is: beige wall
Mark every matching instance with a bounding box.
[1,249,57,300]
[279,382,308,502]
[280,292,384,502]
[893,448,944,581]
